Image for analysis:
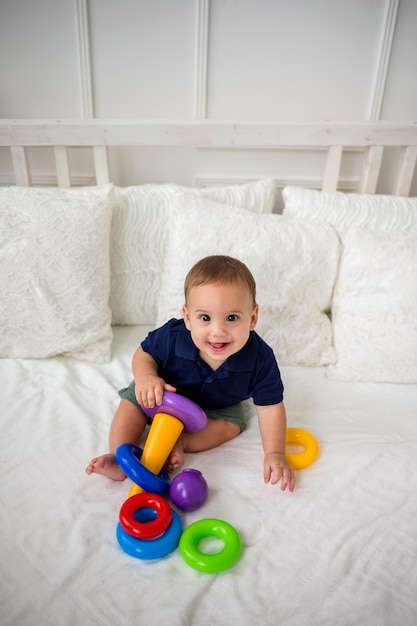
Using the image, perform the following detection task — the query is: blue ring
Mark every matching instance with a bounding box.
[115,444,170,494]
[116,509,182,560]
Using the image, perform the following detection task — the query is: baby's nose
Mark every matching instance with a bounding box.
[211,321,226,336]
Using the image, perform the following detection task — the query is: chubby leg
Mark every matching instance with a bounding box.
[184,418,241,452]
[166,418,241,472]
[86,399,148,480]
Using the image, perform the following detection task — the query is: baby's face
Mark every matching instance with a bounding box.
[182,281,258,370]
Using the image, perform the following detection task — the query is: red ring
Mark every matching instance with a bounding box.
[119,493,172,540]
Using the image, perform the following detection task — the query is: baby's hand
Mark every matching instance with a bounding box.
[263,452,295,492]
[135,376,176,409]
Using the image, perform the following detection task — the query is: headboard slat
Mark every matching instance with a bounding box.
[322,145,343,191]
[358,146,384,194]
[93,146,110,185]
[395,146,417,197]
[54,146,71,188]
[10,146,31,186]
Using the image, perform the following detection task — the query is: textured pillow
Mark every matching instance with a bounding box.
[110,178,277,325]
[0,185,114,363]
[282,186,417,229]
[282,186,417,381]
[327,228,417,383]
[155,193,340,367]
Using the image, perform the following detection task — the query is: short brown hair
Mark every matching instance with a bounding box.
[184,255,257,305]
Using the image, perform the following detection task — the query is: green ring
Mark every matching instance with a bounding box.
[179,518,242,573]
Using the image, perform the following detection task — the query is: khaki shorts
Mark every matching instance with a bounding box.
[119,381,247,432]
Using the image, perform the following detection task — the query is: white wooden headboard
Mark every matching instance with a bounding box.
[1,120,416,195]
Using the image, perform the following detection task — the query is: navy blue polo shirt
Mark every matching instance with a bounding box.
[141,318,284,410]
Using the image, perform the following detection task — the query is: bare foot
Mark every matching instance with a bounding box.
[85,453,126,481]
[164,438,185,473]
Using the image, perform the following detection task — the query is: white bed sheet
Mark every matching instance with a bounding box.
[1,326,417,626]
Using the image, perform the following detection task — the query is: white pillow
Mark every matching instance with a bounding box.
[327,228,417,383]
[155,193,340,367]
[282,186,417,229]
[0,185,114,363]
[110,179,277,325]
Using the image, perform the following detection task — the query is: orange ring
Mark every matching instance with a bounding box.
[119,493,172,540]
[285,428,319,470]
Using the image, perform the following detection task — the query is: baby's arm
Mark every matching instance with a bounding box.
[256,402,295,492]
[131,345,176,408]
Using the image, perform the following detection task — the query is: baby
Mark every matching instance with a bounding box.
[86,255,295,491]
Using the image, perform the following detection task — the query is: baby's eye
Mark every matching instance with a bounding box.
[226,314,239,322]
[199,314,211,322]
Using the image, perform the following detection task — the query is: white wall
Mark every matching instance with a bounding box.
[1,0,416,193]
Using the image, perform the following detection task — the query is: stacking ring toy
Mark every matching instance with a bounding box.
[115,444,171,494]
[285,427,319,470]
[141,391,208,433]
[119,493,172,540]
[125,392,208,499]
[179,519,242,573]
[116,510,182,560]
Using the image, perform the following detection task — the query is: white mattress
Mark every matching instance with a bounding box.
[1,326,417,626]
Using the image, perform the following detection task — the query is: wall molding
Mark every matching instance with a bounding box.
[194,0,210,119]
[368,0,399,120]
[0,173,95,187]
[0,171,358,192]
[194,175,359,192]
[75,0,94,117]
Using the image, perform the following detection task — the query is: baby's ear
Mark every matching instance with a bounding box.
[182,304,191,329]
[250,304,259,329]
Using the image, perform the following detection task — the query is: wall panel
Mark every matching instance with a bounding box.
[207,0,386,120]
[0,0,81,117]
[88,0,197,117]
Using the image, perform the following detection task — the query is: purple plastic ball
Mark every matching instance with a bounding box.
[169,468,209,512]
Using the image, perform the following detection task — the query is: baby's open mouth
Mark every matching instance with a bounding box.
[209,342,229,351]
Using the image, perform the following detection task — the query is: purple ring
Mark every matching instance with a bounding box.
[140,391,207,433]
